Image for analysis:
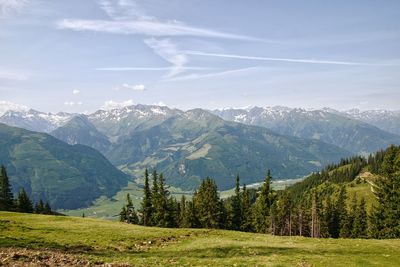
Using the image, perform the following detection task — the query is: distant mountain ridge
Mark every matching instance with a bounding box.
[1,103,399,190]
[213,106,400,154]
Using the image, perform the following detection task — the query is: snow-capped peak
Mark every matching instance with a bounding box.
[0,100,28,116]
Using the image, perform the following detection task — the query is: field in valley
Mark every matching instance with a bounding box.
[1,212,399,266]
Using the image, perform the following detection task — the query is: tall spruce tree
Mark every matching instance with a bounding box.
[35,199,45,214]
[240,184,253,232]
[352,197,367,238]
[140,169,152,226]
[370,145,400,238]
[253,170,272,233]
[193,177,223,228]
[0,166,14,211]
[16,188,33,213]
[229,174,242,230]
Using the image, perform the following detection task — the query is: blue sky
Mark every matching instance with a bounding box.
[0,0,399,113]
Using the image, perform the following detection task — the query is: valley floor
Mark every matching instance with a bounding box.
[1,212,399,266]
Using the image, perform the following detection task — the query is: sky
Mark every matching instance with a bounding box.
[0,0,400,113]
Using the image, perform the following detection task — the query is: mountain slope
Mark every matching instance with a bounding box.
[108,109,351,190]
[50,115,111,153]
[0,109,73,133]
[213,107,400,154]
[0,123,129,209]
[342,109,400,135]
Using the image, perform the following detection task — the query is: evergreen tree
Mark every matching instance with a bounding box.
[140,169,152,226]
[151,170,161,225]
[230,174,242,230]
[183,200,199,228]
[156,173,170,227]
[16,188,33,213]
[35,199,45,214]
[179,195,187,227]
[336,185,348,238]
[0,166,14,211]
[341,195,357,238]
[240,184,253,232]
[253,170,272,233]
[120,193,138,224]
[193,177,223,228]
[352,197,367,238]
[370,145,400,238]
[43,201,52,214]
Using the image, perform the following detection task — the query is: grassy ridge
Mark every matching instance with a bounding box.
[1,212,400,266]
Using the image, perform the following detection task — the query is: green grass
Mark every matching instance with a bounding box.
[1,212,400,266]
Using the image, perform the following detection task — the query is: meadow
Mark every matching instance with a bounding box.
[1,211,399,266]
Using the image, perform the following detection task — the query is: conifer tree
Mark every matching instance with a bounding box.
[352,197,367,238]
[240,184,253,232]
[0,166,14,211]
[140,168,152,226]
[230,174,242,230]
[16,188,33,213]
[336,185,348,238]
[253,170,272,233]
[35,199,45,214]
[43,201,52,214]
[120,193,138,224]
[179,195,187,227]
[193,177,223,228]
[370,145,400,238]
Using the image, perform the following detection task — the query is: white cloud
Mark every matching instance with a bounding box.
[95,66,212,71]
[57,0,261,41]
[64,101,83,106]
[102,99,135,110]
[0,100,28,116]
[56,19,261,41]
[144,38,187,77]
[0,0,28,18]
[166,67,259,81]
[72,89,80,95]
[114,83,146,91]
[185,51,389,66]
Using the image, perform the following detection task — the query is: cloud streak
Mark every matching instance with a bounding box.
[114,83,146,91]
[185,51,391,66]
[57,19,262,41]
[165,67,259,81]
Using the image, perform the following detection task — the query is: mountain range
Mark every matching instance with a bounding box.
[0,103,399,197]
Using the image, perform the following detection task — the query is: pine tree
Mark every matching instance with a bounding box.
[336,185,348,238]
[179,195,187,227]
[240,184,253,232]
[140,169,152,226]
[370,145,400,238]
[0,166,14,211]
[16,188,33,213]
[35,199,45,214]
[193,177,223,228]
[352,197,367,238]
[120,193,138,224]
[43,201,52,214]
[151,170,161,225]
[341,195,357,238]
[253,170,272,233]
[156,173,169,227]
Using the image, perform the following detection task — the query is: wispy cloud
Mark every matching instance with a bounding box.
[95,66,211,71]
[185,51,396,66]
[144,38,189,77]
[0,0,28,18]
[165,67,259,81]
[57,0,262,41]
[64,101,82,106]
[114,83,146,91]
[72,89,80,95]
[56,19,262,41]
[0,100,28,115]
[102,99,135,110]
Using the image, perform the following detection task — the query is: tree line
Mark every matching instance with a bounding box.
[0,166,52,214]
[120,145,400,239]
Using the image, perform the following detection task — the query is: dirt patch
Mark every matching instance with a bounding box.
[0,247,129,266]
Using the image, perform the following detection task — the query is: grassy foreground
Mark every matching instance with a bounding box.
[1,212,400,266]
